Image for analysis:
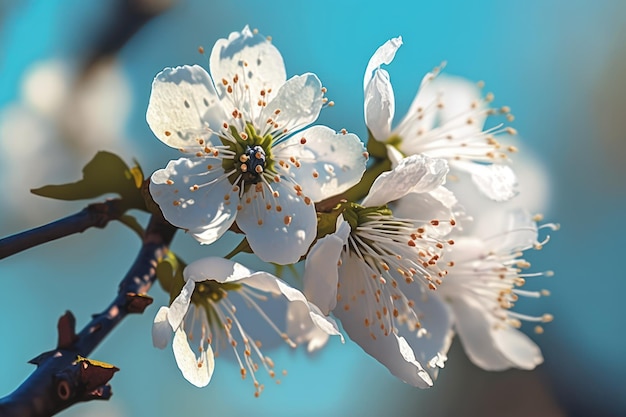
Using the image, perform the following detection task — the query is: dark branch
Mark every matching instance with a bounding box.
[0,213,177,417]
[0,199,126,260]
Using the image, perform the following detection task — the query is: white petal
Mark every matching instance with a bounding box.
[493,325,543,370]
[172,327,214,387]
[167,279,195,331]
[261,73,323,134]
[334,256,433,388]
[364,68,394,142]
[302,218,350,315]
[362,154,449,207]
[363,36,402,91]
[391,187,457,236]
[448,296,517,370]
[432,75,487,128]
[386,144,405,167]
[146,65,223,149]
[242,271,344,343]
[149,157,238,242]
[210,25,286,109]
[398,285,454,377]
[395,72,440,144]
[237,183,316,264]
[465,163,518,201]
[474,209,538,255]
[184,257,255,284]
[286,301,331,352]
[152,306,172,349]
[274,125,367,202]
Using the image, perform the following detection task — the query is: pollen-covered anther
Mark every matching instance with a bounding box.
[255,165,264,174]
[300,137,307,144]
[430,220,440,226]
[506,127,518,135]
[189,184,199,192]
[283,216,292,226]
[240,164,248,173]
[341,128,347,135]
[304,196,312,205]
[164,130,171,136]
[166,179,174,185]
[312,170,319,179]
[257,219,263,226]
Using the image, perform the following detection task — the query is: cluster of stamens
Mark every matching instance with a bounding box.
[442,216,559,334]
[185,281,294,397]
[338,209,456,341]
[392,63,519,164]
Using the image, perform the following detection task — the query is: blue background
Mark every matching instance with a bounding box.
[1,0,625,416]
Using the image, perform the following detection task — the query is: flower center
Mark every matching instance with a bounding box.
[220,123,275,189]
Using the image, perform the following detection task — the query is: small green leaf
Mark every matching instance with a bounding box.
[156,251,186,304]
[31,151,146,211]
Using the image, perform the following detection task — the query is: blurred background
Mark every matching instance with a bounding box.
[1,0,625,416]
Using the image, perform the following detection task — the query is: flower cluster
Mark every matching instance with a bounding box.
[147,27,557,393]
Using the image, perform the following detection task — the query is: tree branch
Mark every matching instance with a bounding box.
[0,199,126,260]
[0,212,177,417]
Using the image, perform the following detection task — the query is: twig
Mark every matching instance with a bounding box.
[0,212,177,417]
[0,199,125,260]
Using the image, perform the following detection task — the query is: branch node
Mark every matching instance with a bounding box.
[57,311,78,349]
[125,293,153,313]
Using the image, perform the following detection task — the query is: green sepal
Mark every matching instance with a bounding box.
[365,129,388,159]
[155,251,186,304]
[224,237,253,259]
[31,151,146,212]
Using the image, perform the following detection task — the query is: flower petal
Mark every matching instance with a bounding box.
[261,73,324,134]
[448,295,520,370]
[364,68,395,142]
[432,75,487,128]
[363,36,402,91]
[210,25,286,110]
[172,327,214,387]
[274,125,367,202]
[462,162,518,202]
[286,301,331,352]
[237,182,316,264]
[240,271,344,347]
[149,157,237,243]
[184,257,255,284]
[493,324,543,370]
[152,306,172,349]
[302,217,351,314]
[167,279,195,331]
[334,255,433,388]
[146,65,223,149]
[398,284,454,378]
[391,187,457,236]
[362,154,449,207]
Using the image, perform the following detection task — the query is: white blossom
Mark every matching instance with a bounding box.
[364,37,519,201]
[303,154,456,387]
[152,257,342,396]
[148,26,367,264]
[438,209,558,370]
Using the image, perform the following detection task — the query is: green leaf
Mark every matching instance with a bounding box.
[31,151,146,211]
[156,251,186,304]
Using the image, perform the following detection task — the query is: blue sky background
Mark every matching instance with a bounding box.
[1,1,625,416]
